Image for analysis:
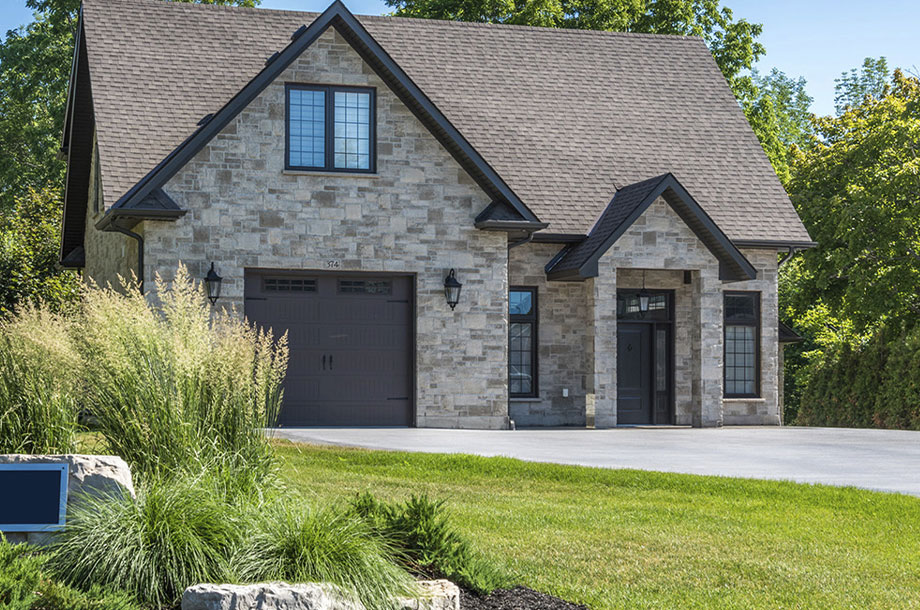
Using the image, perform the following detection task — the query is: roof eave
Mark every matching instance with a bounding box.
[475,220,549,232]
[733,239,819,250]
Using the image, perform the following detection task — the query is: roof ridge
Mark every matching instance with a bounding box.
[83,0,703,42]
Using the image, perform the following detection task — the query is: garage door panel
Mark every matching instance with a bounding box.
[245,271,412,427]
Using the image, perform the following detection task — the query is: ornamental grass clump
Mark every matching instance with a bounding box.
[48,471,242,609]
[74,265,288,480]
[234,501,418,610]
[0,305,80,454]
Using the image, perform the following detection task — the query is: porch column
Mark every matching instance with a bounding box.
[692,267,724,427]
[588,269,618,428]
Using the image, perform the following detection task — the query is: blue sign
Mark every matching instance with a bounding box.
[0,463,69,532]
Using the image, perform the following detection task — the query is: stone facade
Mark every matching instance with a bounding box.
[139,29,508,429]
[508,243,591,427]
[509,198,782,428]
[81,28,786,429]
[84,131,137,287]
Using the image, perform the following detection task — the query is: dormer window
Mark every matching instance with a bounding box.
[285,84,375,173]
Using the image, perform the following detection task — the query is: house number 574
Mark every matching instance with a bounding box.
[325,259,341,269]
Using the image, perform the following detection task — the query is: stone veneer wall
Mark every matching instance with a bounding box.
[83,131,137,287]
[723,248,781,425]
[140,28,510,429]
[509,200,783,428]
[508,243,591,426]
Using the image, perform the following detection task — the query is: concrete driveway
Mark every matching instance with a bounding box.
[274,426,920,496]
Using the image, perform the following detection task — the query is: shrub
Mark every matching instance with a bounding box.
[234,501,417,610]
[350,493,508,594]
[0,535,43,610]
[48,472,243,609]
[798,324,920,430]
[74,265,288,480]
[0,305,80,454]
[32,581,139,610]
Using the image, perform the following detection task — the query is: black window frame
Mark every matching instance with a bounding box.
[509,286,539,398]
[723,291,761,398]
[285,83,377,174]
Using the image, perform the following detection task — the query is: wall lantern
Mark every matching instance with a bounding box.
[204,262,223,306]
[444,269,462,311]
[638,270,650,314]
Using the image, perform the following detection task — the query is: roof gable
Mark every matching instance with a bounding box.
[92,0,539,232]
[67,0,812,260]
[547,174,757,281]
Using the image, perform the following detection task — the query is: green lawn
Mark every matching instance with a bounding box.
[275,440,920,610]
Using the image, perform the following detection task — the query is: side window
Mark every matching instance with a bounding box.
[724,292,760,397]
[286,84,375,173]
[509,287,538,397]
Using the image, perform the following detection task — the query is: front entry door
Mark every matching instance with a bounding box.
[616,290,673,425]
[617,323,652,424]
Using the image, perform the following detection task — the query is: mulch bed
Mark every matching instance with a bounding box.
[460,586,589,610]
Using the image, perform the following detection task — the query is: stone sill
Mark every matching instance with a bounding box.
[723,397,766,403]
[282,169,381,179]
[509,397,542,403]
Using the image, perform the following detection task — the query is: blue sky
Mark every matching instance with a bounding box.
[2,0,917,116]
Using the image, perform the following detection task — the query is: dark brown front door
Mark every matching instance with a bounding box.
[245,272,413,426]
[617,323,652,424]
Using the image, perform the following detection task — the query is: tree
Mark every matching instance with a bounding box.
[384,0,764,99]
[742,68,813,184]
[784,69,920,333]
[0,0,259,313]
[0,187,80,313]
[834,56,890,115]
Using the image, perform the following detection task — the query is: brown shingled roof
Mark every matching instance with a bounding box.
[78,0,811,242]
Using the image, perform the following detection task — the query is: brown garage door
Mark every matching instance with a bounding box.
[244,271,413,426]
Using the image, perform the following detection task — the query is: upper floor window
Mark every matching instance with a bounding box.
[724,292,760,398]
[286,84,375,173]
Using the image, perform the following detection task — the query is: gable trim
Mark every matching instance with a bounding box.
[546,173,757,282]
[95,0,540,232]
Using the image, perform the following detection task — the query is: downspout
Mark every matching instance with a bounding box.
[111,224,144,293]
[778,246,798,268]
[508,230,536,250]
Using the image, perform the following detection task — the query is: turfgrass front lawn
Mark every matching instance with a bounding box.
[275,441,920,609]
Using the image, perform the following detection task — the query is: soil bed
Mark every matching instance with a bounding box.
[460,586,588,610]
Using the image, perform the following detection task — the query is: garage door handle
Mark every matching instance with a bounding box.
[329,354,333,370]
[322,354,326,370]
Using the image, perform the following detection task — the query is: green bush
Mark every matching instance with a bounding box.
[74,265,288,480]
[799,325,920,429]
[31,581,138,610]
[234,501,417,610]
[0,306,80,454]
[350,493,508,594]
[0,535,43,610]
[47,472,242,609]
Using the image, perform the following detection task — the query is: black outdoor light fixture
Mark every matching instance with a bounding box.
[444,268,462,311]
[638,270,651,314]
[204,262,223,306]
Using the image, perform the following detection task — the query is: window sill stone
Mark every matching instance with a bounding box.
[723,397,766,403]
[282,169,380,178]
[509,397,542,403]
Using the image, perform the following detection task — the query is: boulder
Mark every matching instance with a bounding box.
[0,454,135,545]
[181,580,460,610]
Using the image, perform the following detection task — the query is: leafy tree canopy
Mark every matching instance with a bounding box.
[384,0,764,97]
[0,0,260,313]
[834,56,890,115]
[785,69,920,334]
[0,186,81,313]
[742,68,813,184]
